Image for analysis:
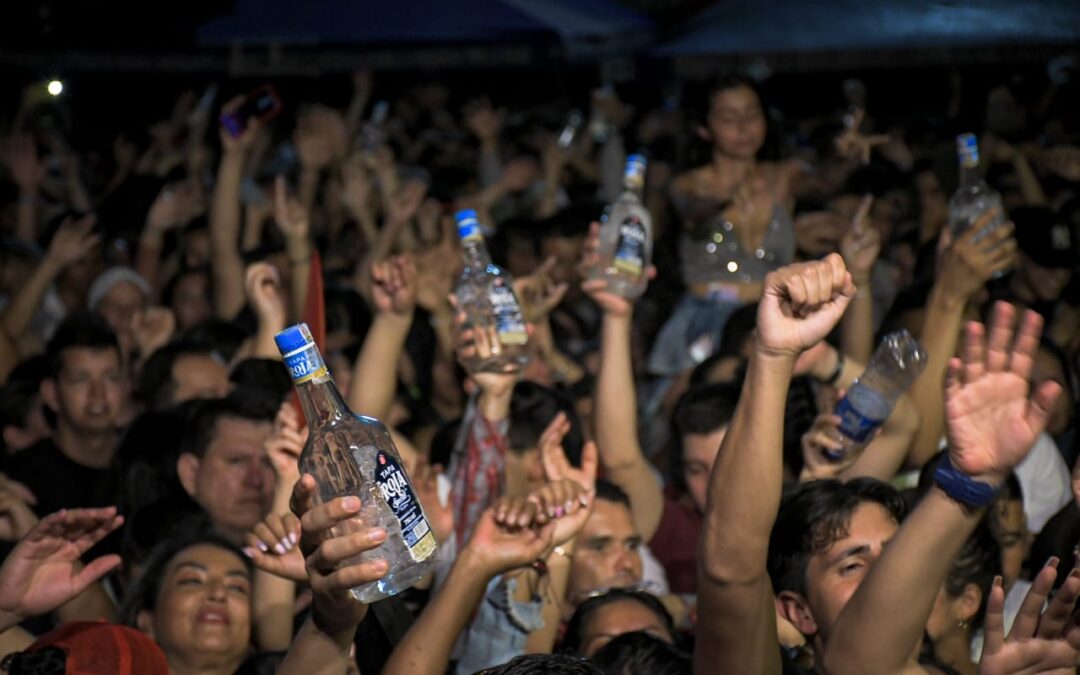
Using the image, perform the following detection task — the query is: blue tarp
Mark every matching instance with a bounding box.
[197,0,651,46]
[655,0,1080,56]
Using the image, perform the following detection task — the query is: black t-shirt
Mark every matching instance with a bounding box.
[4,438,116,518]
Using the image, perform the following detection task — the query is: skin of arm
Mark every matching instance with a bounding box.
[839,195,879,365]
[209,120,257,320]
[822,305,1061,675]
[696,256,855,675]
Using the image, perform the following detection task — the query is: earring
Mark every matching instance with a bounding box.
[957,619,968,630]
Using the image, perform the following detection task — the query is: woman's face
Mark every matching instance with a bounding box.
[140,544,252,667]
[172,272,212,331]
[704,85,766,161]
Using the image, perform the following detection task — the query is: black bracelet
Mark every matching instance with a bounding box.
[826,350,845,386]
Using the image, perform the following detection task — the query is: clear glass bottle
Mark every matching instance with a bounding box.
[827,330,928,461]
[949,133,1009,268]
[590,154,652,299]
[276,323,438,603]
[453,210,531,373]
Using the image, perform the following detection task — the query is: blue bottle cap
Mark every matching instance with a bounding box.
[275,323,313,356]
[455,209,481,241]
[956,133,978,153]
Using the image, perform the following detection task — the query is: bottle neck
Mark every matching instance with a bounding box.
[461,237,491,268]
[295,374,349,429]
[958,155,982,188]
[622,180,644,200]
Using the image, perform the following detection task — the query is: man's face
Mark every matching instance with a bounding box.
[991,498,1029,590]
[170,354,232,405]
[97,281,148,349]
[567,499,643,602]
[577,598,674,657]
[779,502,898,644]
[47,347,126,434]
[172,272,212,331]
[682,427,727,513]
[1017,254,1071,302]
[187,417,275,539]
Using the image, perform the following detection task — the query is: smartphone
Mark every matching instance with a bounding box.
[220,85,282,138]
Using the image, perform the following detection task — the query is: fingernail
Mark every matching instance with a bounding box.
[279,537,291,552]
[343,496,361,511]
[1047,556,1060,569]
[257,541,269,553]
[372,560,388,573]
[554,506,565,518]
[564,500,574,513]
[579,494,591,506]
[288,532,298,546]
[242,547,256,558]
[992,575,1002,588]
[274,543,286,555]
[369,528,387,543]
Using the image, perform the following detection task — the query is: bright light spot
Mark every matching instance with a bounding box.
[47,80,63,96]
[726,261,739,273]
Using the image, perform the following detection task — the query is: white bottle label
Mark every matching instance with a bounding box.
[489,280,528,345]
[614,216,646,276]
[373,449,437,563]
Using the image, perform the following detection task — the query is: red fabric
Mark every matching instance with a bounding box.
[291,250,325,418]
[649,490,703,594]
[25,621,168,674]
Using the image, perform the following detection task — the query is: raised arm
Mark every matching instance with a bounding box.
[580,222,663,540]
[696,255,855,675]
[823,303,1062,675]
[348,255,415,419]
[910,212,1016,467]
[839,195,879,365]
[273,177,313,322]
[3,134,44,244]
[210,103,259,320]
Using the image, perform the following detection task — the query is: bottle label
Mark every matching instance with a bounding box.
[834,396,885,443]
[613,216,646,277]
[281,342,328,384]
[374,449,437,563]
[489,280,528,345]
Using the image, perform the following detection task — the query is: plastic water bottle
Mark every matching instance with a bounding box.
[590,154,652,299]
[949,133,1009,272]
[276,323,438,603]
[454,210,531,373]
[827,330,928,461]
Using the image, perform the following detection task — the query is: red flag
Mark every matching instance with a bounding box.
[291,250,324,418]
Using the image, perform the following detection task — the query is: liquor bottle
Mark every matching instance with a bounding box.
[590,154,652,299]
[453,210,530,373]
[949,133,1009,270]
[827,330,928,461]
[276,323,438,603]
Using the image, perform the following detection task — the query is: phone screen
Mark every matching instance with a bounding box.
[220,85,282,138]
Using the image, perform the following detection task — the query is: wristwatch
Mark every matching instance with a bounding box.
[933,456,1000,508]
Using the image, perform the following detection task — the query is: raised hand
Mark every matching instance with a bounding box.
[945,303,1062,482]
[935,211,1016,301]
[295,106,346,172]
[3,134,45,191]
[265,401,306,483]
[839,195,881,284]
[145,186,183,235]
[245,262,287,328]
[514,257,569,324]
[523,479,593,547]
[977,562,1080,674]
[44,215,100,271]
[131,306,176,359]
[0,508,123,626]
[370,255,417,318]
[464,502,555,578]
[219,97,262,154]
[244,510,307,583]
[800,411,861,481]
[274,176,312,245]
[291,475,387,634]
[756,254,856,359]
[463,99,504,144]
[385,180,428,227]
[538,411,599,493]
[834,108,890,164]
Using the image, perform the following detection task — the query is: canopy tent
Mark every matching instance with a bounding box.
[197,0,652,56]
[655,0,1080,56]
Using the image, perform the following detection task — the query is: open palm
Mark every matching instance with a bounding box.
[945,304,1061,479]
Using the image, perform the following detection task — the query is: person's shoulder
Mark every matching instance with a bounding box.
[4,438,61,475]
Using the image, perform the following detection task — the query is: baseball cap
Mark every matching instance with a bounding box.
[87,267,152,311]
[0,621,168,675]
[1011,206,1076,269]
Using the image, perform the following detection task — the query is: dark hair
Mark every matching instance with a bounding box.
[718,303,759,358]
[768,478,907,597]
[161,265,211,310]
[943,520,1001,632]
[509,381,584,467]
[179,391,277,460]
[0,379,39,451]
[119,530,252,627]
[46,312,121,378]
[477,654,601,675]
[589,632,690,675]
[669,383,740,492]
[136,341,224,411]
[594,479,632,510]
[178,319,248,363]
[116,406,196,516]
[229,358,293,405]
[562,589,676,656]
[699,73,764,126]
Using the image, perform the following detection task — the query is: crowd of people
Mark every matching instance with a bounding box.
[0,62,1077,674]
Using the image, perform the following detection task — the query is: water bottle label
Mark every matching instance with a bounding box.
[834,396,885,443]
[374,449,437,563]
[489,281,528,345]
[281,343,328,384]
[613,216,646,277]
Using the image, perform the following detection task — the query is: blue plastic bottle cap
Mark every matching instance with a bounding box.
[275,323,313,356]
[455,209,481,240]
[956,133,977,152]
[627,153,647,166]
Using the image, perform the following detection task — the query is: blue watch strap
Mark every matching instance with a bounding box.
[933,456,1000,508]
